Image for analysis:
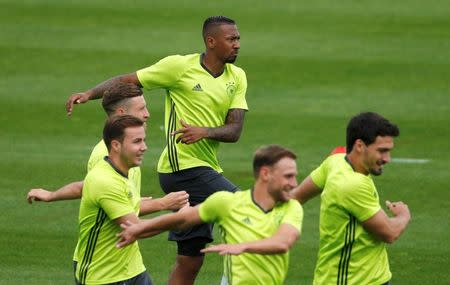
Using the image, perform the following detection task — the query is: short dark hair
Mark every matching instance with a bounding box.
[103,115,144,152]
[346,112,400,153]
[253,145,297,178]
[102,82,143,116]
[202,16,236,41]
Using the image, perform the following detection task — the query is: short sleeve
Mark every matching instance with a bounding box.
[199,191,234,223]
[281,200,303,232]
[136,55,186,90]
[310,159,328,189]
[94,179,135,220]
[229,68,248,110]
[341,179,381,222]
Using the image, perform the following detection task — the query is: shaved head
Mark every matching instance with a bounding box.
[202,16,236,42]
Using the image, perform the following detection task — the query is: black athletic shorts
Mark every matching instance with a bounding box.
[74,261,153,285]
[159,166,238,247]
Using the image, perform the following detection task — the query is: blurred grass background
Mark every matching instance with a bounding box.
[1,0,449,284]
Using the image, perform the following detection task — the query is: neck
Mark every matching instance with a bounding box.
[346,152,368,175]
[202,52,225,76]
[107,154,130,177]
[252,181,276,212]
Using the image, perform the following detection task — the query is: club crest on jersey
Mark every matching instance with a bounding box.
[226,82,236,98]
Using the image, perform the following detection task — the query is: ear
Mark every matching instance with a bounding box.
[111,139,121,153]
[206,36,216,49]
[259,166,271,182]
[354,139,365,153]
[116,107,126,115]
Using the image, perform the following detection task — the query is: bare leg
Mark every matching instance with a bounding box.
[167,255,204,285]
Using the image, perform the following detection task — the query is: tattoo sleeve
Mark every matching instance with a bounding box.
[88,73,141,100]
[207,109,246,142]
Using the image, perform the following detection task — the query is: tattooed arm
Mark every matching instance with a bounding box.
[66,73,141,115]
[172,109,246,144]
[207,108,246,142]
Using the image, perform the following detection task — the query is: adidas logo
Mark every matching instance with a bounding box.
[192,83,203,92]
[242,217,252,225]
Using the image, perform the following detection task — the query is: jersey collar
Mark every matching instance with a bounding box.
[104,156,128,178]
[250,188,273,214]
[200,53,225,78]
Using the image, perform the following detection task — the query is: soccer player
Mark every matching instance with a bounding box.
[65,16,247,284]
[117,145,303,285]
[76,115,150,284]
[291,112,411,285]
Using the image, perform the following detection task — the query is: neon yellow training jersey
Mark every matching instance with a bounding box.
[199,190,303,285]
[75,158,145,285]
[310,153,391,285]
[73,140,141,262]
[136,53,248,173]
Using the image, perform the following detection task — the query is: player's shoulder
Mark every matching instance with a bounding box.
[226,62,246,76]
[280,198,302,213]
[209,189,236,201]
[162,53,199,64]
[86,159,122,186]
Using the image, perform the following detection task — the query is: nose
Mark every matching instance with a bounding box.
[290,177,298,188]
[233,40,240,50]
[141,142,148,152]
[143,109,150,120]
[383,152,391,164]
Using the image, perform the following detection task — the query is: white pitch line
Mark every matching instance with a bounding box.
[391,158,430,164]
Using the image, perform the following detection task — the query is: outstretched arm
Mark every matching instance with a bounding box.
[172,109,246,144]
[290,176,322,204]
[362,200,411,244]
[139,191,189,216]
[117,206,202,248]
[66,72,140,115]
[27,181,84,203]
[201,223,299,255]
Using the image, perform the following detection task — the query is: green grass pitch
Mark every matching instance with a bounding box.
[1,0,449,284]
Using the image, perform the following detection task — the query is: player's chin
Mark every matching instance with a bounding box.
[370,167,383,176]
[226,55,237,63]
[134,156,144,166]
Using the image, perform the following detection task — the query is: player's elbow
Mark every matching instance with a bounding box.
[277,244,290,253]
[378,231,401,244]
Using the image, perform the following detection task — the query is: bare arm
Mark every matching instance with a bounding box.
[362,201,411,244]
[172,109,246,144]
[207,108,246,142]
[139,191,189,216]
[114,213,139,227]
[66,72,140,115]
[27,181,84,203]
[290,176,322,204]
[116,206,202,248]
[201,223,299,255]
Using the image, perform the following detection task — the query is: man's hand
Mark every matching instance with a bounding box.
[66,92,90,116]
[172,119,208,144]
[116,220,141,248]
[386,200,411,220]
[161,191,189,211]
[201,243,245,256]
[27,188,53,204]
